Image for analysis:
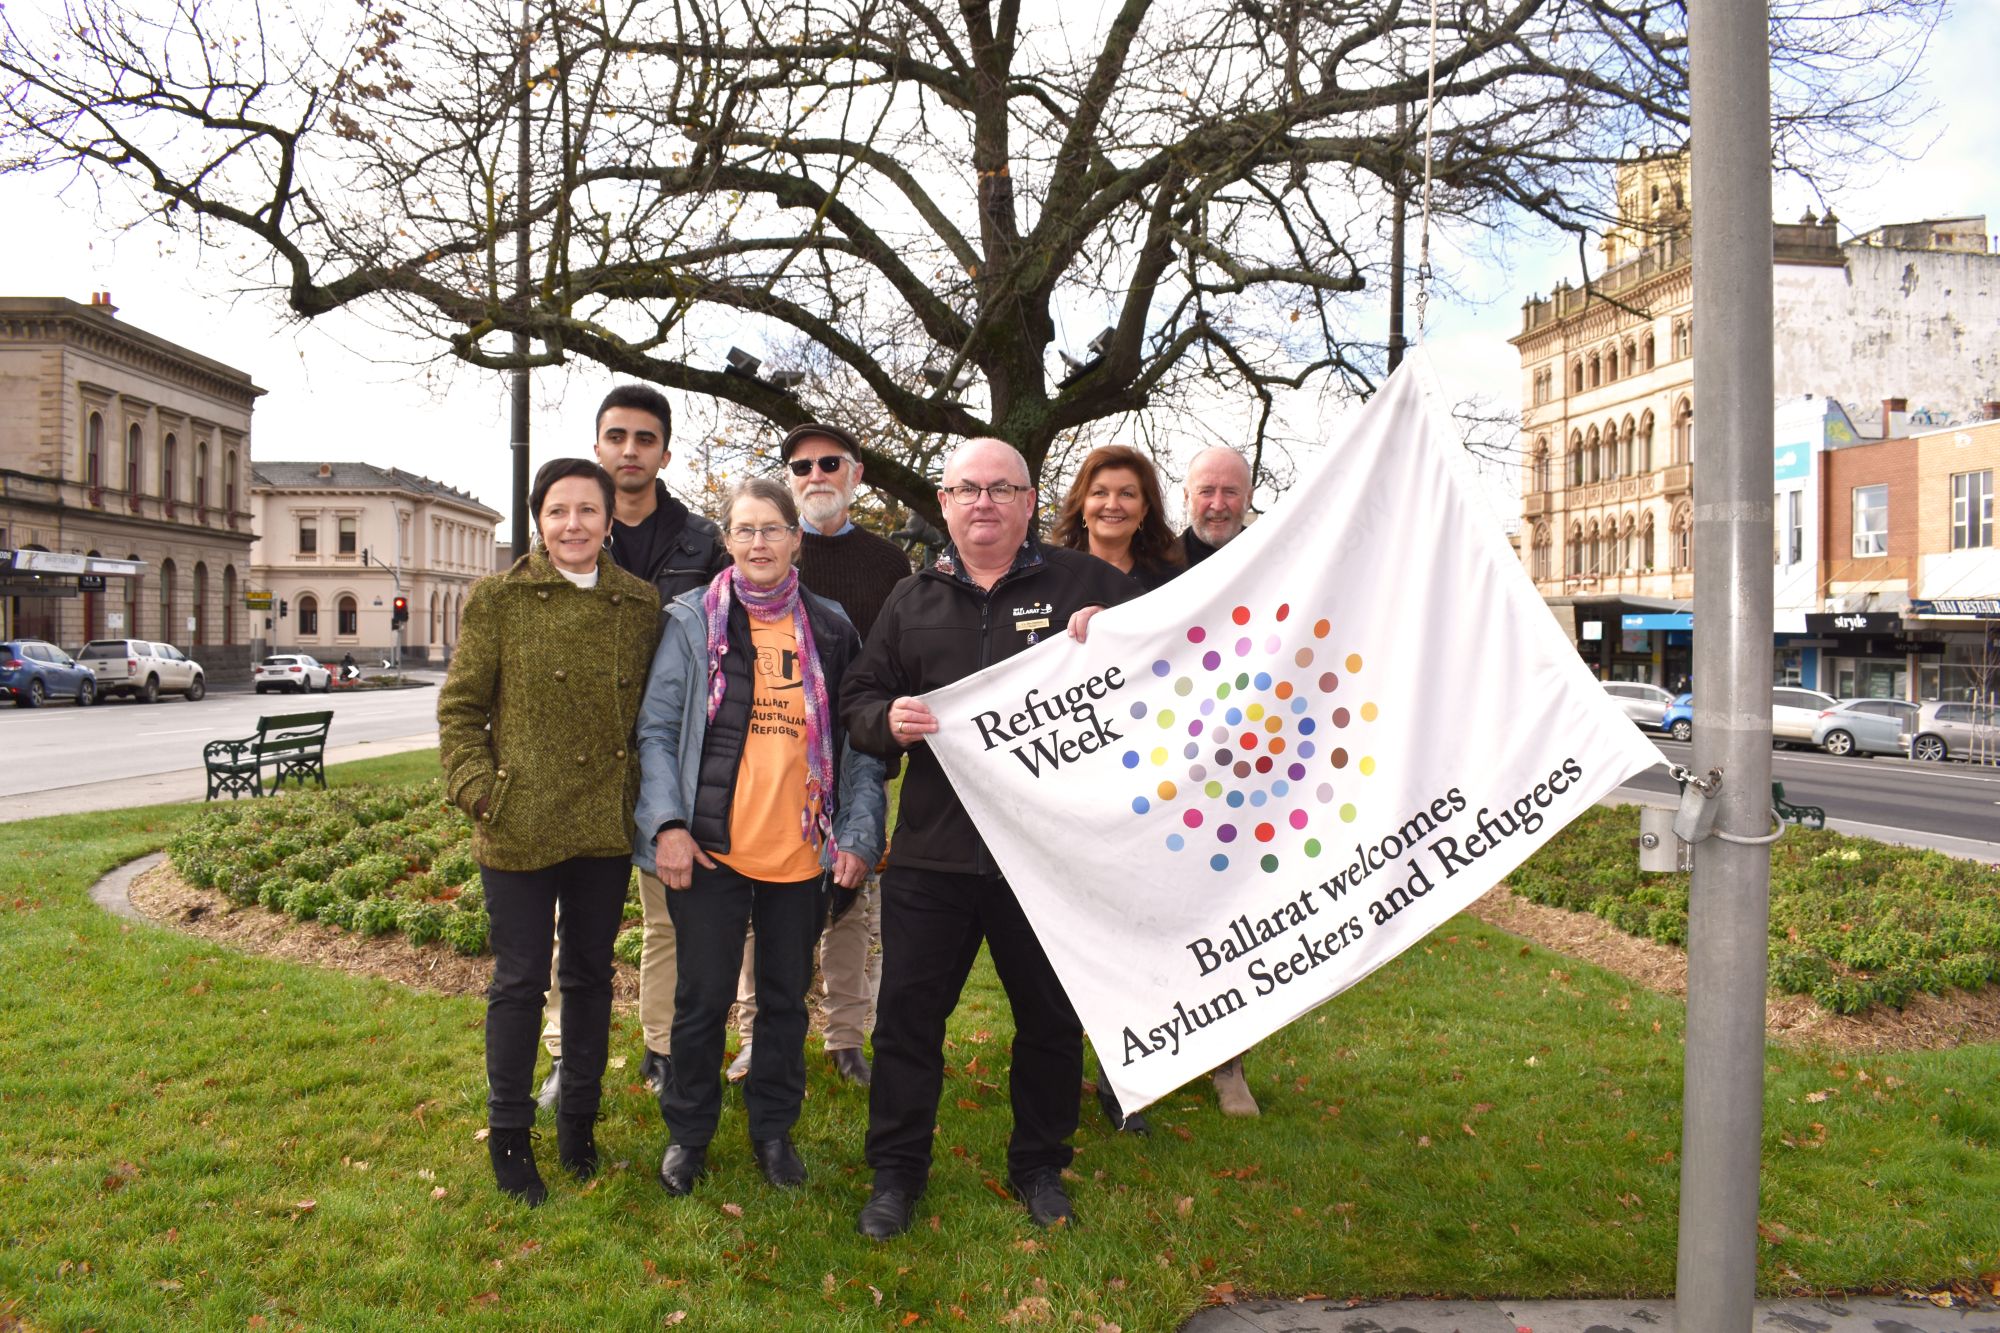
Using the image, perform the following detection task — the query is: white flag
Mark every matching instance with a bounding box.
[918,353,1664,1114]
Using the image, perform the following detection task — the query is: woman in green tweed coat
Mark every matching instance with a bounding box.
[438,457,661,1207]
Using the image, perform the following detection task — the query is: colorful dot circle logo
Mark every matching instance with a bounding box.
[1121,603,1377,874]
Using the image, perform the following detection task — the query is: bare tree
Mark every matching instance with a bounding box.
[0,0,1941,522]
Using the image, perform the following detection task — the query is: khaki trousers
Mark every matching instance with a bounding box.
[734,876,881,1051]
[542,868,679,1057]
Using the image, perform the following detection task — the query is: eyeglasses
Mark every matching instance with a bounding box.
[787,456,849,476]
[725,523,798,545]
[940,481,1028,506]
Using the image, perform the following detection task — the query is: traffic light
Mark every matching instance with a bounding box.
[391,595,409,630]
[279,598,289,618]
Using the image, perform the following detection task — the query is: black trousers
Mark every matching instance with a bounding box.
[662,859,823,1146]
[866,866,1082,1193]
[481,855,630,1129]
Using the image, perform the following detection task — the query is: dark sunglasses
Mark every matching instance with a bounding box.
[787,455,849,476]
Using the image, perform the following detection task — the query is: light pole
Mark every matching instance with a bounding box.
[359,546,404,669]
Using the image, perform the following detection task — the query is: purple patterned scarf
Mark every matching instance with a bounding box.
[701,565,838,854]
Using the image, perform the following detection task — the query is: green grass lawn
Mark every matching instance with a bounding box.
[3,752,1997,1331]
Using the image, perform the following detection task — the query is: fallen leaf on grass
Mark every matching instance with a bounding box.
[982,1178,1012,1201]
[1203,1282,1238,1304]
[473,1127,490,1142]
[999,1296,1053,1325]
[1804,1089,1833,1104]
[662,1312,687,1326]
[247,1318,268,1329]
[720,1202,744,1218]
[1175,1197,1194,1217]
[1757,1220,1791,1245]
[955,1098,982,1111]
[417,1168,436,1181]
[901,1314,921,1326]
[870,1285,885,1306]
[608,1055,627,1070]
[156,1279,183,1292]
[292,1199,317,1214]
[471,1292,499,1306]
[822,1272,837,1296]
[431,1187,448,1200]
[1416,1136,1431,1148]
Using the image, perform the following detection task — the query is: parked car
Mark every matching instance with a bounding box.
[1812,698,1920,757]
[0,639,97,707]
[1658,687,1842,745]
[256,654,333,694]
[77,639,206,702]
[1901,700,2000,762]
[1772,686,1841,744]
[1662,693,1693,742]
[1601,681,1676,730]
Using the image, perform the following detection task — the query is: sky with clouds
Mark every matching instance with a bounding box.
[3,3,1994,547]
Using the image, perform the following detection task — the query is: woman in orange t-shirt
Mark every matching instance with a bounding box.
[633,476,887,1197]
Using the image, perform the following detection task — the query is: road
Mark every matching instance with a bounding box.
[0,681,442,798]
[1623,734,2000,845]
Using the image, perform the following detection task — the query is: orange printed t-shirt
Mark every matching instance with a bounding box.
[712,613,823,883]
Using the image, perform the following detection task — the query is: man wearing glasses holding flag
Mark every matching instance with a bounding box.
[841,437,1134,1239]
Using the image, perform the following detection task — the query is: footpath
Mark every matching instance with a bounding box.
[1182,1294,1999,1331]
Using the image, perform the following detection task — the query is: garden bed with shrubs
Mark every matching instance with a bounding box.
[1506,805,2000,1014]
[166,780,643,962]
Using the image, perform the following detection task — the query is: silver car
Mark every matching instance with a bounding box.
[1902,700,2000,763]
[1601,681,1675,730]
[1811,698,1919,758]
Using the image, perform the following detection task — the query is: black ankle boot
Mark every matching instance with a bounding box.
[488,1127,547,1206]
[557,1112,600,1181]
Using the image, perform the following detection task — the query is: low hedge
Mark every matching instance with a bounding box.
[167,780,644,959]
[1506,804,2000,1013]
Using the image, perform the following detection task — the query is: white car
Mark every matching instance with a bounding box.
[77,639,207,703]
[1600,681,1676,730]
[1772,686,1840,744]
[256,654,333,694]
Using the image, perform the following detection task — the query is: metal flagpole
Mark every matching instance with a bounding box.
[509,0,533,560]
[1677,1,1776,1328]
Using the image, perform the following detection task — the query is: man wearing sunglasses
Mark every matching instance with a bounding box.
[723,423,914,1089]
[841,437,1135,1239]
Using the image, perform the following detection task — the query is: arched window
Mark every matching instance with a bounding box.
[192,562,209,646]
[1585,427,1601,483]
[1532,524,1551,581]
[1588,353,1602,388]
[1604,345,1619,383]
[1671,399,1693,463]
[1531,439,1550,493]
[160,559,178,643]
[1670,504,1693,569]
[1568,432,1586,487]
[1587,521,1602,574]
[127,424,143,498]
[1620,416,1637,476]
[1600,420,1619,480]
[1567,524,1583,577]
[195,442,210,518]
[1641,516,1656,571]
[125,553,141,637]
[84,549,103,640]
[162,434,178,513]
[1643,333,1656,370]
[1623,340,1638,375]
[1621,516,1637,570]
[338,594,359,638]
[222,566,237,645]
[1639,412,1656,472]
[86,413,103,500]
[225,449,238,524]
[298,593,320,638]
[1571,360,1585,394]
[1672,320,1693,359]
[429,591,440,645]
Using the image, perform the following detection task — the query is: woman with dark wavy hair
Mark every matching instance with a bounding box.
[1049,444,1183,591]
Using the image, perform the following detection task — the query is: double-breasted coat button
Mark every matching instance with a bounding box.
[619,676,631,688]
[496,769,508,780]
[537,590,549,601]
[615,748,626,760]
[554,669,568,682]
[610,593,623,605]
[575,754,587,766]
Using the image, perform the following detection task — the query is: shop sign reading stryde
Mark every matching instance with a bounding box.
[919,355,1663,1114]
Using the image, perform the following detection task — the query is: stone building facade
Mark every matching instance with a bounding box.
[248,462,501,667]
[0,296,260,680]
[1510,146,2000,688]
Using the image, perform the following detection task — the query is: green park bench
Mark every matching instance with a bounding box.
[1771,780,1824,830]
[203,711,335,801]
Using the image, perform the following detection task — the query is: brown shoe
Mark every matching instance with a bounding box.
[1212,1056,1259,1117]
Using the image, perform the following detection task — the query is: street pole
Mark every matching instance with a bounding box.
[509,0,533,561]
[1678,2,1775,1329]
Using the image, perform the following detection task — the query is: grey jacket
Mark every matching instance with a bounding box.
[631,587,887,874]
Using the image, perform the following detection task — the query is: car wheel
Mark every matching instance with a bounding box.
[256,684,268,694]
[1913,734,1948,762]
[1670,718,1692,742]
[317,675,331,693]
[141,675,159,704]
[185,675,205,702]
[22,678,45,708]
[1822,729,1854,757]
[77,678,95,708]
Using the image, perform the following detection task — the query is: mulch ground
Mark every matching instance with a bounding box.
[123,861,1998,1053]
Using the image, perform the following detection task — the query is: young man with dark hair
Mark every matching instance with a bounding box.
[539,385,728,1113]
